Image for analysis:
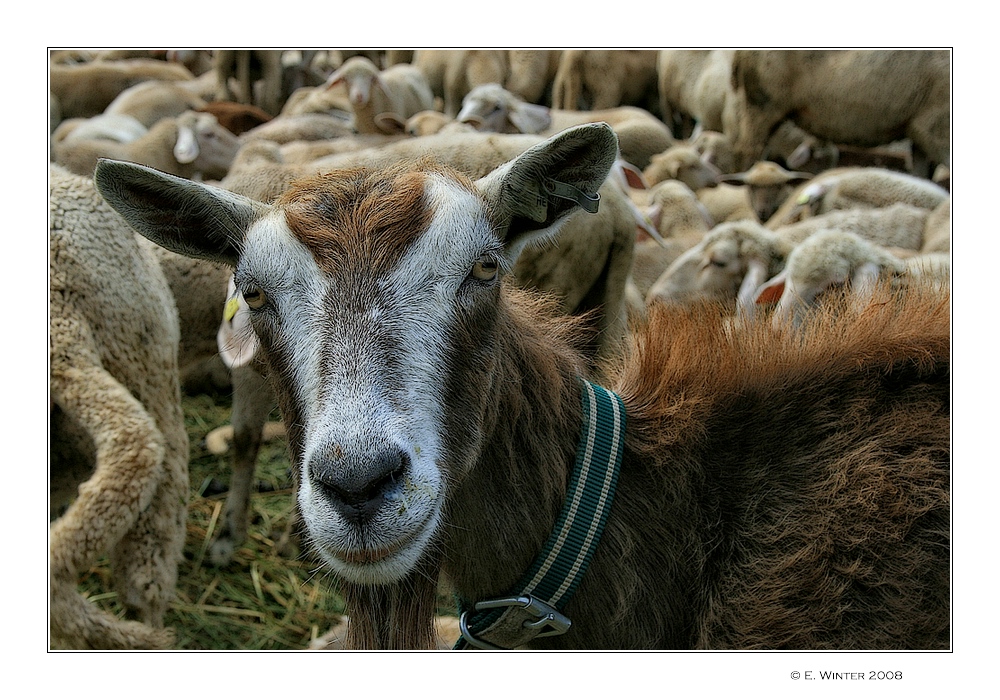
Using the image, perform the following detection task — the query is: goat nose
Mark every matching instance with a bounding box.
[308,446,409,525]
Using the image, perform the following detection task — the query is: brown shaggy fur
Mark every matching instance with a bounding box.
[438,282,949,649]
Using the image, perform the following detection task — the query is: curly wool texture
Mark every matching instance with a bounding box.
[49,164,189,649]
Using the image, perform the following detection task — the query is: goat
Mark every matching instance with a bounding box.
[95,123,950,650]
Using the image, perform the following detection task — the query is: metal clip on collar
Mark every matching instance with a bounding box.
[545,179,601,213]
[458,595,572,650]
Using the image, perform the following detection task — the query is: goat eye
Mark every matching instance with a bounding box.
[242,286,267,309]
[470,256,498,282]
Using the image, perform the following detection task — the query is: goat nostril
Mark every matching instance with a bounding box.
[309,448,410,524]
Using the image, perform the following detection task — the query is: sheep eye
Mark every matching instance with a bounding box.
[242,286,267,309]
[470,256,498,282]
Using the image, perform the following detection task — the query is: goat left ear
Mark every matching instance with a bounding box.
[476,122,618,259]
[94,158,268,267]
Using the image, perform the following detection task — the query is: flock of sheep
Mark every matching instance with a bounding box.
[49,49,951,650]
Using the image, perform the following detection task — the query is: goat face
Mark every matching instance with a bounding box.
[93,122,619,587]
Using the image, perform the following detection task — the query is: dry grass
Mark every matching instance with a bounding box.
[74,390,349,650]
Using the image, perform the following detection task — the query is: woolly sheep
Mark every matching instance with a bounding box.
[719,160,814,223]
[646,219,793,312]
[696,183,757,224]
[413,49,509,117]
[455,83,673,169]
[50,58,195,120]
[754,228,949,328]
[773,202,931,250]
[656,50,733,137]
[325,56,435,135]
[103,80,208,128]
[52,113,148,151]
[240,112,355,144]
[921,198,951,253]
[726,50,950,174]
[642,145,721,192]
[54,110,240,181]
[764,166,950,229]
[49,164,188,649]
[551,50,658,112]
[505,50,561,105]
[630,180,714,299]
[280,80,354,118]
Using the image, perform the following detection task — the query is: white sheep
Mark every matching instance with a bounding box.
[696,183,757,225]
[726,50,950,175]
[642,144,722,192]
[103,80,208,128]
[240,112,355,144]
[921,198,951,253]
[454,82,673,169]
[505,50,561,105]
[551,50,659,112]
[774,202,931,250]
[656,50,733,137]
[754,228,949,329]
[325,56,435,135]
[53,109,241,181]
[413,50,509,117]
[49,164,188,649]
[765,166,950,229]
[646,219,793,313]
[50,58,195,121]
[51,113,149,163]
[629,180,714,299]
[718,160,815,223]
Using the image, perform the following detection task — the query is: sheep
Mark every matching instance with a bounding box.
[718,160,815,223]
[240,112,355,144]
[52,113,148,151]
[642,145,721,192]
[50,58,195,120]
[754,228,950,328]
[53,110,240,181]
[95,122,950,649]
[103,80,208,128]
[49,164,188,649]
[505,50,561,105]
[696,183,757,224]
[629,180,713,299]
[764,166,950,229]
[646,219,793,311]
[214,49,284,117]
[413,50,509,117]
[656,50,733,137]
[551,50,659,113]
[455,82,673,169]
[758,120,839,174]
[921,198,951,253]
[280,80,354,119]
[689,129,737,175]
[404,110,470,136]
[726,50,950,175]
[773,202,931,250]
[325,56,435,135]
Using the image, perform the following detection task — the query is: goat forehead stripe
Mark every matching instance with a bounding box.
[278,164,479,275]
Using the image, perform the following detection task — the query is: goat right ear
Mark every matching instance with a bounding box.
[476,122,618,259]
[94,159,267,267]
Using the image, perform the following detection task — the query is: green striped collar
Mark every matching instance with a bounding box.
[455,378,626,649]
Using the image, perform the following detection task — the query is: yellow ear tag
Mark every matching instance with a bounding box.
[224,297,240,322]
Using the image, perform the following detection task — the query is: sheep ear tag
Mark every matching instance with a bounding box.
[546,178,601,213]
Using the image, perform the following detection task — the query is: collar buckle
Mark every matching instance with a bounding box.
[458,595,572,649]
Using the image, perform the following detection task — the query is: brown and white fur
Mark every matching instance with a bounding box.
[95,123,950,650]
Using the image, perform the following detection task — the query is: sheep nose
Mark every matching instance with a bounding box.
[308,446,409,525]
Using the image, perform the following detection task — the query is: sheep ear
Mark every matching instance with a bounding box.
[476,123,618,258]
[374,112,406,133]
[173,122,199,163]
[736,258,771,318]
[754,270,787,305]
[507,101,552,134]
[94,158,267,267]
[849,261,883,309]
